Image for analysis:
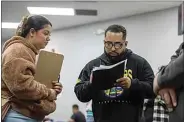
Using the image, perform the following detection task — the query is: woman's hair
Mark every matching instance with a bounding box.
[16,15,52,38]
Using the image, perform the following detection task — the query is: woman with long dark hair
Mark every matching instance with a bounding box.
[2,15,62,122]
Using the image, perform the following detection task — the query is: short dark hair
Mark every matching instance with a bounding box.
[16,15,52,38]
[72,104,79,109]
[105,24,127,40]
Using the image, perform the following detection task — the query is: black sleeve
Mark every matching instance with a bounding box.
[157,47,184,88]
[170,42,183,61]
[130,59,155,99]
[74,63,95,102]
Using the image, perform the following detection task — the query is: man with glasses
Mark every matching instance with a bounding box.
[74,24,155,122]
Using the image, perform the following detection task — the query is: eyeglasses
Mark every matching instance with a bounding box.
[104,41,124,49]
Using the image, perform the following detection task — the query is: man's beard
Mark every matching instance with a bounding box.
[105,49,127,63]
[106,51,122,62]
[108,51,119,57]
[108,52,120,60]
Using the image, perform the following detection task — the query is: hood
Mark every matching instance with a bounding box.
[2,36,39,55]
[99,48,133,65]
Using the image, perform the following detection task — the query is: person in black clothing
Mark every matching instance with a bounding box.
[69,104,86,122]
[74,24,155,122]
[154,42,184,122]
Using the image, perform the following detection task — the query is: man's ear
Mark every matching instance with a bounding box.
[29,28,36,37]
[125,41,128,46]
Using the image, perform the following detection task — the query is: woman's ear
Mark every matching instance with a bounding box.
[29,28,36,37]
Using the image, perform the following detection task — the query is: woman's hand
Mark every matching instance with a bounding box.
[52,81,63,95]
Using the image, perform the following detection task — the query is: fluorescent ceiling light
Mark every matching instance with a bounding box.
[2,22,19,29]
[27,7,75,16]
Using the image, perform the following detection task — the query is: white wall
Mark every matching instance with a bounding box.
[45,7,183,121]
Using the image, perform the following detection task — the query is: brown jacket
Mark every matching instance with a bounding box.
[1,36,56,120]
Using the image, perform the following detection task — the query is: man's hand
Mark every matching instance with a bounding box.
[154,73,177,108]
[158,88,177,108]
[116,77,131,89]
[52,81,63,95]
[90,73,93,83]
[153,74,160,94]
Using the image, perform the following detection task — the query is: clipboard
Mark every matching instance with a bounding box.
[34,50,64,88]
